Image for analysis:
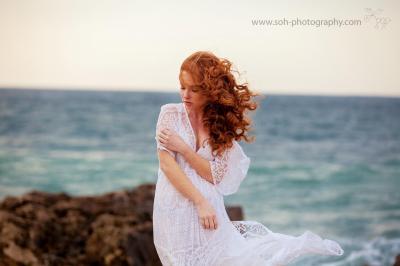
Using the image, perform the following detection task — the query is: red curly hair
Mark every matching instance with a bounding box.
[180,51,260,157]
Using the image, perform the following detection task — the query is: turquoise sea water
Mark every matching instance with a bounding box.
[0,88,399,265]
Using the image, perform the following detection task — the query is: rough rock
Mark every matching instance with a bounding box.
[0,183,244,265]
[394,254,400,266]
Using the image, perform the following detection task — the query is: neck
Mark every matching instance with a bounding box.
[185,105,204,122]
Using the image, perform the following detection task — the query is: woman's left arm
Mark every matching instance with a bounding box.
[180,138,251,196]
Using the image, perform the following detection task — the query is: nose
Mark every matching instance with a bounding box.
[182,89,191,99]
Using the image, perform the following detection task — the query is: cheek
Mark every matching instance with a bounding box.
[196,94,207,104]
[193,93,204,102]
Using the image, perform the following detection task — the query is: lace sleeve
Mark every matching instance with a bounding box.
[209,141,251,196]
[155,104,178,158]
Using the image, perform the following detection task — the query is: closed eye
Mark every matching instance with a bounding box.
[180,86,200,92]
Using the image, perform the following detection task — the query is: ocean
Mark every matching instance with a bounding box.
[0,88,399,265]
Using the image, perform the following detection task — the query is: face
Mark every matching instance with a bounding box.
[179,70,208,111]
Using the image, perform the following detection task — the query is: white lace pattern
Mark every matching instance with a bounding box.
[153,102,344,266]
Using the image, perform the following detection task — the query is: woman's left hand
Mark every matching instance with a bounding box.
[157,128,188,154]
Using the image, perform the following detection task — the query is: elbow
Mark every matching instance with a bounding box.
[204,173,215,185]
[205,162,217,185]
[193,167,214,185]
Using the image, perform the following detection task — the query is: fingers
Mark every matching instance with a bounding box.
[158,133,168,143]
[204,218,210,229]
[201,215,218,230]
[210,215,217,230]
[157,129,170,144]
[157,128,180,143]
[209,218,215,230]
[213,215,218,229]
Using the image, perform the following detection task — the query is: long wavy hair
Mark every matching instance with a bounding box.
[180,51,260,157]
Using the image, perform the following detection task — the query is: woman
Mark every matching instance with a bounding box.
[153,51,343,265]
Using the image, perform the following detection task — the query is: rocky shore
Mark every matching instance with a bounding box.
[0,183,244,266]
[1,183,399,266]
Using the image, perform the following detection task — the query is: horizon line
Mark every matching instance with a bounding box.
[0,86,399,99]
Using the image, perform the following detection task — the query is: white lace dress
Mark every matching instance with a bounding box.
[153,102,344,266]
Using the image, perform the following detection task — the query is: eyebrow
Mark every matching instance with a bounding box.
[181,84,200,89]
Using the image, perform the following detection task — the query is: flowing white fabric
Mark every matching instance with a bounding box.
[153,102,344,266]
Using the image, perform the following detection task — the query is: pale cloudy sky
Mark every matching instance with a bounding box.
[0,0,399,97]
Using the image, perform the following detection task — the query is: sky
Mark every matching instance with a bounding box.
[0,0,399,97]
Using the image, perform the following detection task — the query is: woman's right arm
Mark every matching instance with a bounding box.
[155,104,218,230]
[158,149,218,230]
[158,149,205,205]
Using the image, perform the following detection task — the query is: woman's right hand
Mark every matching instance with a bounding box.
[157,128,189,154]
[195,199,218,230]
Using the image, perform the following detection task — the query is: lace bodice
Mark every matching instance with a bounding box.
[155,102,251,195]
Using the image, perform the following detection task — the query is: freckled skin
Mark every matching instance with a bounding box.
[179,70,208,115]
[179,70,210,150]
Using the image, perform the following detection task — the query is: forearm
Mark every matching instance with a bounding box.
[159,150,206,205]
[181,146,214,184]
